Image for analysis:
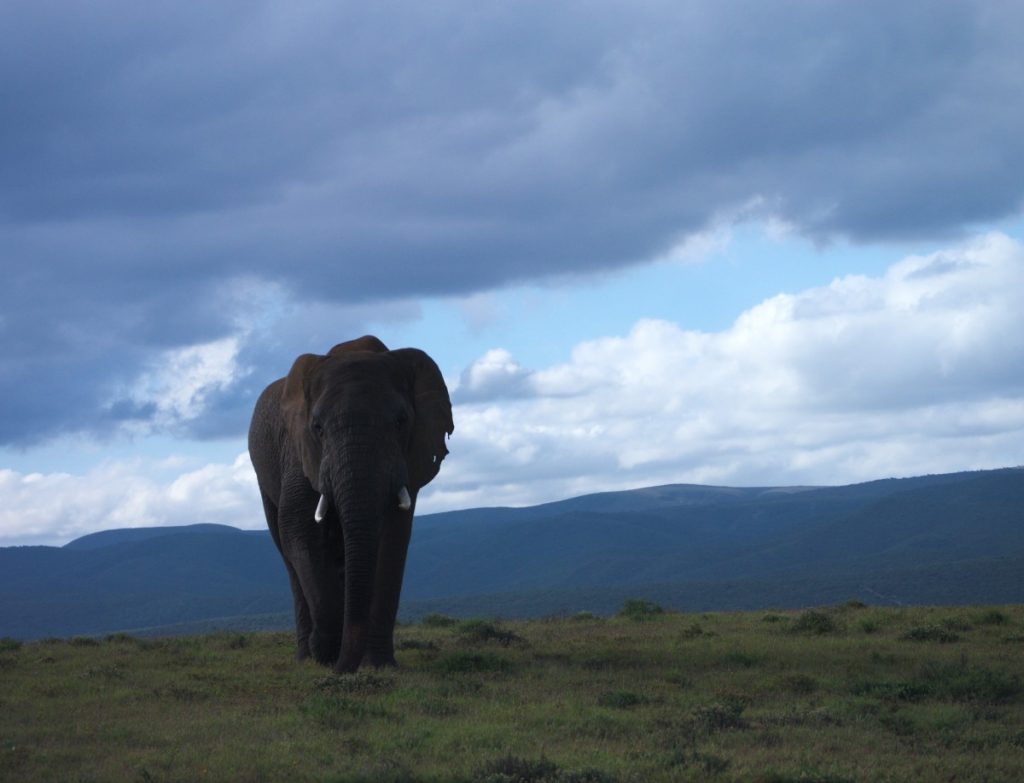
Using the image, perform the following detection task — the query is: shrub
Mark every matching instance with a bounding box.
[396,638,438,651]
[859,619,880,634]
[618,599,665,621]
[977,609,1009,626]
[421,613,458,628]
[0,637,22,653]
[457,620,523,646]
[789,610,838,635]
[434,652,513,675]
[900,626,960,643]
[692,698,748,732]
[597,690,647,709]
[227,634,249,650]
[920,662,1022,703]
[69,636,101,647]
[104,632,134,644]
[471,755,619,783]
[680,623,708,639]
[472,755,558,783]
[781,674,818,694]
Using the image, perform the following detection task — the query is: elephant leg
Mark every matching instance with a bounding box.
[278,491,344,666]
[366,509,413,667]
[260,491,314,661]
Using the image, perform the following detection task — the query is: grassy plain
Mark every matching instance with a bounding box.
[2,603,1024,782]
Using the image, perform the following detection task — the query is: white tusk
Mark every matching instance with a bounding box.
[397,486,412,511]
[314,494,328,523]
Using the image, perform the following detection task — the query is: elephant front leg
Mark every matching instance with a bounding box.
[279,499,345,666]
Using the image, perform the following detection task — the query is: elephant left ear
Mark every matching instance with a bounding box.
[391,348,454,490]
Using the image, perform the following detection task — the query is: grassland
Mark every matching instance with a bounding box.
[2,602,1024,782]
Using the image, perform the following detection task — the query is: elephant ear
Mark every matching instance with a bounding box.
[392,348,454,490]
[281,353,325,492]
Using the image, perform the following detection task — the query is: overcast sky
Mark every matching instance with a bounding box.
[3,1,1024,546]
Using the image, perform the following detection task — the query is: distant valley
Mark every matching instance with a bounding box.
[1,467,1022,639]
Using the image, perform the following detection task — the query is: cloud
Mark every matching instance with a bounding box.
[4,234,1024,544]
[454,349,536,403]
[3,1,1024,444]
[438,233,1024,508]
[0,452,261,546]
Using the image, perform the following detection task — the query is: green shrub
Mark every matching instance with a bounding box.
[920,662,1022,703]
[457,619,523,646]
[69,636,101,647]
[421,613,458,627]
[396,638,438,651]
[781,674,818,694]
[789,610,838,635]
[434,652,513,675]
[104,632,134,644]
[977,609,1009,626]
[597,690,647,709]
[900,626,960,643]
[471,755,619,783]
[618,599,665,621]
[226,634,249,650]
[0,637,22,653]
[724,650,760,668]
[680,623,708,639]
[473,755,558,782]
[692,698,748,732]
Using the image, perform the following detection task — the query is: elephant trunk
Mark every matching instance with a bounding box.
[328,440,391,673]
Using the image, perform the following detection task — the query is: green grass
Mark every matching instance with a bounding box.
[2,605,1024,781]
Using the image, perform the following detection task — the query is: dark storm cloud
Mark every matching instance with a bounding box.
[3,0,1023,444]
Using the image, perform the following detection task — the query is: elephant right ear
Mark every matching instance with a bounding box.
[281,353,324,492]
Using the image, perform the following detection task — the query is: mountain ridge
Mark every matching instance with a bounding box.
[1,467,1021,639]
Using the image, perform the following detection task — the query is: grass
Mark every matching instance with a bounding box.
[1,605,1024,781]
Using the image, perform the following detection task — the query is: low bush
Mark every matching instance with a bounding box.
[618,599,665,621]
[789,610,838,635]
[901,626,960,643]
[421,613,458,628]
[434,651,514,675]
[457,619,524,646]
[597,690,647,709]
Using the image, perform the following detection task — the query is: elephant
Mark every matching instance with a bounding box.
[248,335,453,672]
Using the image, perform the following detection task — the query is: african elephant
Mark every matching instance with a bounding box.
[248,336,453,672]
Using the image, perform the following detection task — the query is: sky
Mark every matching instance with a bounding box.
[2,1,1024,546]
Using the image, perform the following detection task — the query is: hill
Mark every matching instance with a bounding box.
[0,467,1022,639]
[2,604,1024,781]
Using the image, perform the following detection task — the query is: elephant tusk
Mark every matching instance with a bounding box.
[397,486,412,511]
[314,494,328,523]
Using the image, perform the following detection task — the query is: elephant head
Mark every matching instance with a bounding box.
[273,335,452,671]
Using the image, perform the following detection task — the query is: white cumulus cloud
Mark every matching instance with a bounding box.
[0,453,261,546]
[435,233,1024,509]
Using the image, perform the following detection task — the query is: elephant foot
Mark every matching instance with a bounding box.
[309,629,342,666]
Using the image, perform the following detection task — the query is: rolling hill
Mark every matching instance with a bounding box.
[1,467,1021,639]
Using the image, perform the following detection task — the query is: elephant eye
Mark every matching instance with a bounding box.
[311,420,324,437]
[395,411,409,430]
